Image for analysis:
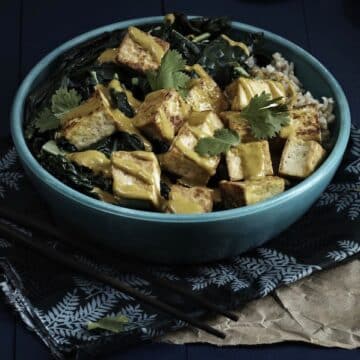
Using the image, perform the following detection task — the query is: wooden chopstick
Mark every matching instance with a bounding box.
[0,206,238,322]
[0,222,226,339]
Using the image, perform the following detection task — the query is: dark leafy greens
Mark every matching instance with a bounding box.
[109,89,135,117]
[89,132,145,157]
[197,37,249,87]
[39,152,112,194]
[151,14,258,87]
[152,13,230,39]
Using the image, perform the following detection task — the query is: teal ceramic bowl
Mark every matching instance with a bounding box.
[11,17,350,264]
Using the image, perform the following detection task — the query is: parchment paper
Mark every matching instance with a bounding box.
[162,260,360,349]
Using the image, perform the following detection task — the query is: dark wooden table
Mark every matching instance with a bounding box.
[1,0,359,358]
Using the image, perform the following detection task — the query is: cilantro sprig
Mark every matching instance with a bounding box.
[146,50,191,98]
[34,108,59,134]
[241,91,290,139]
[51,87,82,118]
[32,87,82,134]
[195,128,240,156]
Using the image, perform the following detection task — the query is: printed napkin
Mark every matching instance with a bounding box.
[0,126,360,359]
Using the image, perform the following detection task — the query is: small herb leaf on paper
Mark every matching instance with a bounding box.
[87,314,129,333]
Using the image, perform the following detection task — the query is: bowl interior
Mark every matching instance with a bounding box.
[11,17,350,223]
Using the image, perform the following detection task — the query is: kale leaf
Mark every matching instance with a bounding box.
[109,89,135,117]
[154,13,230,38]
[197,37,249,87]
[39,152,112,193]
[160,181,171,200]
[90,132,145,157]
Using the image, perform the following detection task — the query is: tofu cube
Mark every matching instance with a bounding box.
[220,176,285,207]
[134,89,190,143]
[60,91,116,150]
[164,185,213,214]
[226,141,273,181]
[279,138,326,178]
[186,64,228,113]
[116,26,170,73]
[219,111,256,143]
[225,77,286,110]
[280,105,321,142]
[159,111,223,185]
[111,151,161,209]
[61,85,152,151]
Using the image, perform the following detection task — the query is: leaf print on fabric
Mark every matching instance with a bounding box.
[0,147,23,198]
[73,276,128,300]
[317,126,360,219]
[181,248,321,296]
[35,290,119,345]
[327,240,360,262]
[234,248,321,296]
[140,327,165,340]
[0,147,17,170]
[187,264,249,292]
[0,219,32,248]
[349,125,360,157]
[150,265,181,281]
[317,182,360,220]
[73,256,150,301]
[119,304,157,332]
[35,291,80,345]
[0,238,11,248]
[345,158,360,174]
[73,274,151,301]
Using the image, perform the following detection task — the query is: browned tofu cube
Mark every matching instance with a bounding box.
[159,111,223,185]
[226,141,273,181]
[116,26,169,73]
[133,89,190,143]
[225,77,286,110]
[60,91,116,150]
[279,138,326,178]
[220,176,285,208]
[219,111,256,143]
[186,64,228,113]
[164,185,213,214]
[280,105,321,142]
[111,151,161,209]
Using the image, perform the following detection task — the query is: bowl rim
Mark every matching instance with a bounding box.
[11,16,351,224]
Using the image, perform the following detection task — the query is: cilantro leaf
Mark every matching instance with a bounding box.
[146,50,191,97]
[34,107,60,133]
[51,87,82,118]
[195,128,240,156]
[88,315,128,333]
[241,91,290,139]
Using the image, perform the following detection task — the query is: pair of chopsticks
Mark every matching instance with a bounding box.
[0,206,238,338]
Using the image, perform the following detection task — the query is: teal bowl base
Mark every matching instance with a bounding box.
[22,161,338,264]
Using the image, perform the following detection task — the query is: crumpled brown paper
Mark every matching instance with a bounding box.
[162,259,360,349]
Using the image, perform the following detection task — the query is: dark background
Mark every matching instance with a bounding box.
[1,0,359,359]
